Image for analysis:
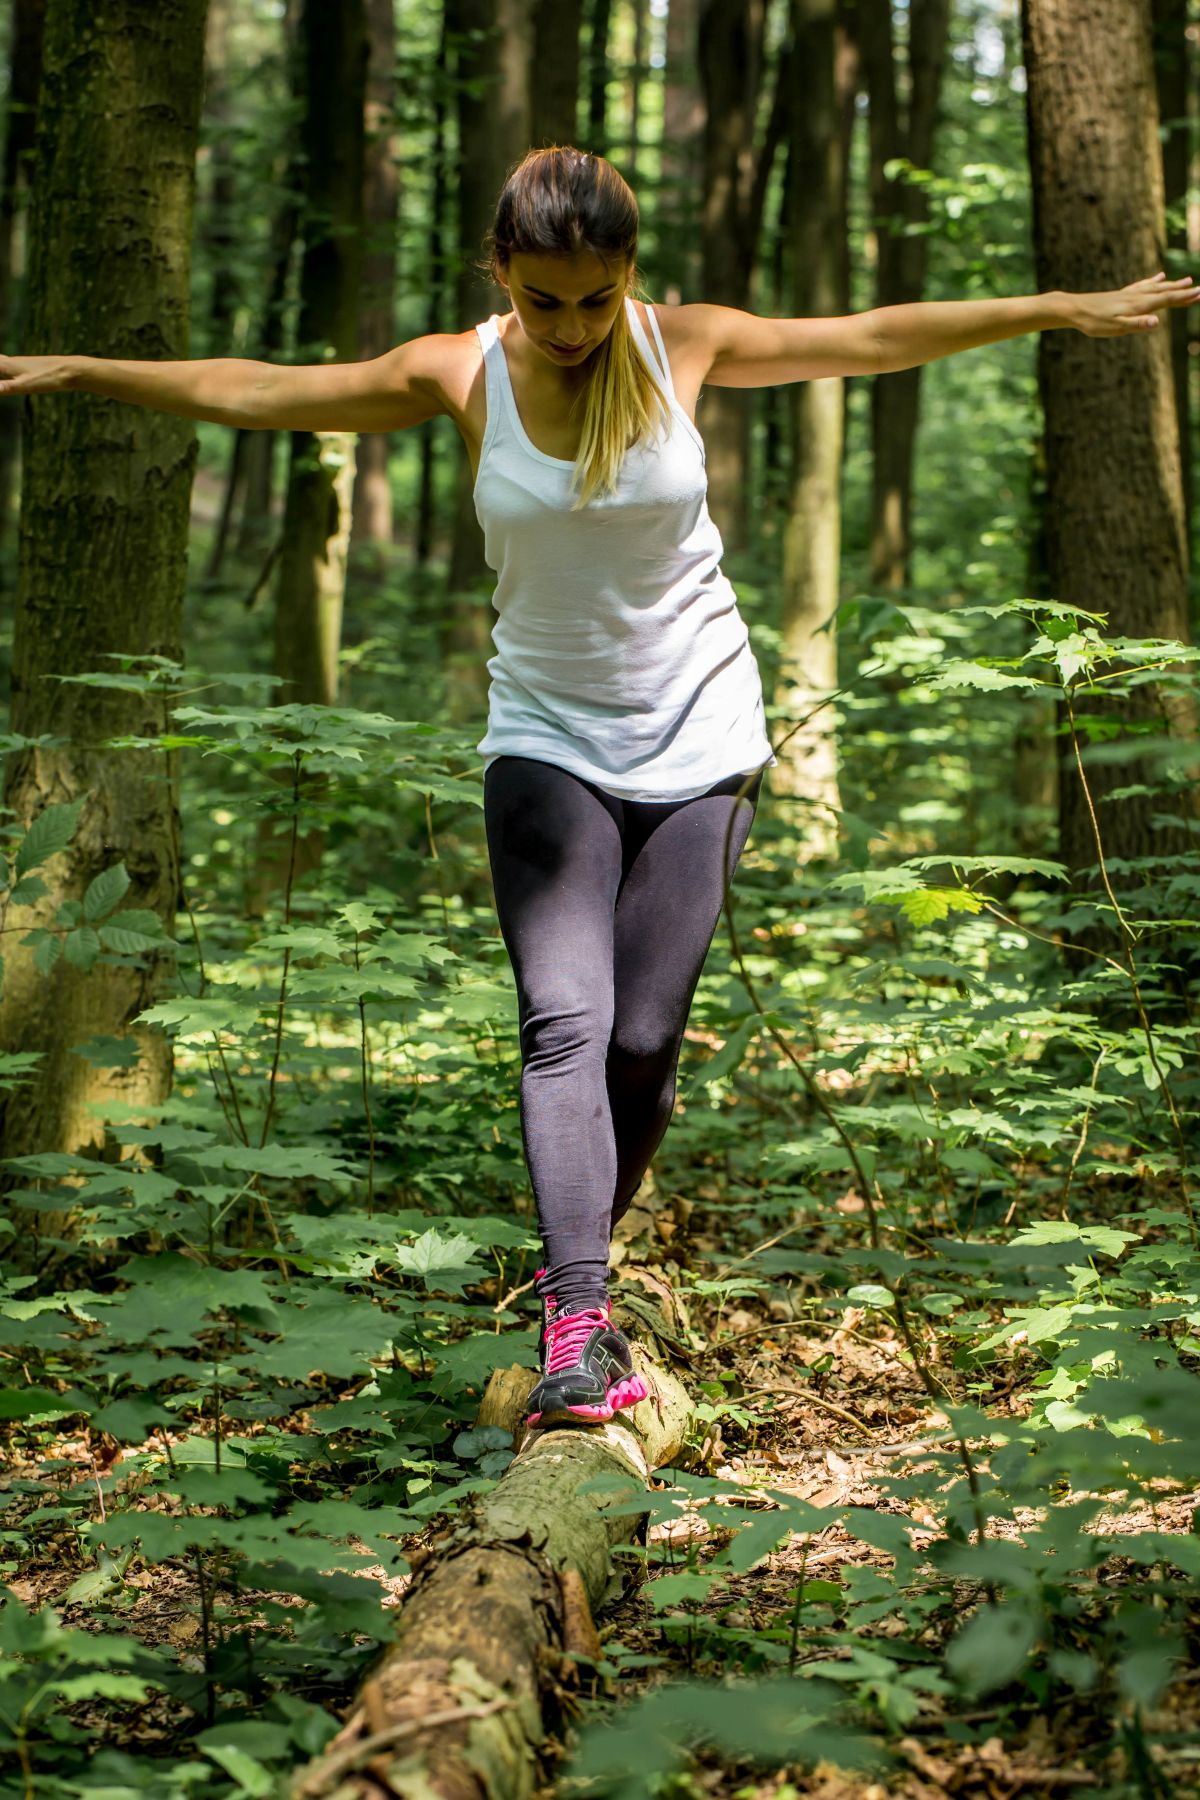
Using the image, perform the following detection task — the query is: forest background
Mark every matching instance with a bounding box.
[0,1,1198,1797]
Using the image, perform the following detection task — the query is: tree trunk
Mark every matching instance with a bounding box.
[415,5,452,566]
[859,0,951,593]
[290,1274,696,1800]
[774,0,844,861]
[0,0,47,560]
[249,0,367,915]
[1151,0,1192,535]
[200,0,239,358]
[627,0,648,185]
[531,0,582,150]
[587,0,613,156]
[697,0,767,554]
[223,0,303,578]
[233,157,301,568]
[836,0,863,471]
[0,0,207,1184]
[443,0,531,726]
[1022,0,1195,882]
[199,0,247,586]
[351,0,400,553]
[662,0,704,301]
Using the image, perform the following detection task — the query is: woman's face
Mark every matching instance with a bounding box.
[501,249,634,366]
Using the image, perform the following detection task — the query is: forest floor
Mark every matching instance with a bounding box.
[7,1240,1198,1800]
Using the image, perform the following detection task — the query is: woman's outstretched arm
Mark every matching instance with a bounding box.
[0,334,452,431]
[688,272,1200,386]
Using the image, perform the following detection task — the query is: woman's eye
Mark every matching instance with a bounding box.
[530,298,608,311]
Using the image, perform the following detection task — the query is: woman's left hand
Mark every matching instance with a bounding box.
[1073,271,1200,337]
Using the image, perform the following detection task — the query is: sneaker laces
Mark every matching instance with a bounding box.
[544,1304,610,1374]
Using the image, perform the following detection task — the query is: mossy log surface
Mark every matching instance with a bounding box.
[291,1273,697,1800]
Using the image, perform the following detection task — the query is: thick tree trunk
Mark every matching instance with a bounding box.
[0,0,207,1182]
[351,0,400,553]
[290,1274,696,1800]
[774,0,844,861]
[1022,0,1196,882]
[530,0,582,150]
[859,0,950,593]
[0,0,47,559]
[443,0,531,725]
[249,0,367,915]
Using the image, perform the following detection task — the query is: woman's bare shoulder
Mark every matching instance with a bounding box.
[400,324,487,423]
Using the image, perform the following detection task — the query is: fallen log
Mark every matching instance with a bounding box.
[291,1271,697,1800]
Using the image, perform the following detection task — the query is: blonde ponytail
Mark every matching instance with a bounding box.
[481,145,673,511]
[565,277,672,510]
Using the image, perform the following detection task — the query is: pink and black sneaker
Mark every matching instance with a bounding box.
[525,1267,650,1427]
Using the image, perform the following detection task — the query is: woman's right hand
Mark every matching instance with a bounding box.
[0,354,79,397]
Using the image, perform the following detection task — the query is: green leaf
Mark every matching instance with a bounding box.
[846,1284,894,1309]
[14,797,86,878]
[930,661,1042,693]
[0,1386,91,1420]
[54,1673,155,1705]
[393,1227,482,1283]
[946,1601,1039,1694]
[63,926,102,970]
[1012,1221,1140,1259]
[31,931,62,975]
[201,1744,275,1796]
[82,863,131,922]
[880,886,984,926]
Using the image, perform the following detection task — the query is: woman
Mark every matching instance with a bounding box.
[4,145,1194,1429]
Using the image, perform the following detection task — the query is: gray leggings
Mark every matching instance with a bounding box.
[483,753,764,1315]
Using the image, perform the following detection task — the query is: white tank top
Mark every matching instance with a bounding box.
[471,293,778,802]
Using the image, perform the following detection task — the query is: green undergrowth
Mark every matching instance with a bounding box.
[0,598,1198,1799]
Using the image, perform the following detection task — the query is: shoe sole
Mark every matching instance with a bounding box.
[526,1372,649,1427]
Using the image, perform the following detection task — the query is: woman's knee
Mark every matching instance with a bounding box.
[520,988,615,1068]
[606,1015,681,1078]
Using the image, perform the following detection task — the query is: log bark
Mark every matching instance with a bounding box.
[291,1276,696,1800]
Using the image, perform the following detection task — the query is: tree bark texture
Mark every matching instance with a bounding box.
[530,0,583,150]
[697,0,777,552]
[415,4,452,565]
[444,0,531,724]
[0,0,207,1179]
[200,0,239,359]
[1151,0,1192,535]
[351,0,400,551]
[290,1275,697,1800]
[1022,0,1196,879]
[858,0,951,592]
[0,0,46,557]
[272,0,366,712]
[775,0,845,860]
[663,0,704,300]
[587,0,614,158]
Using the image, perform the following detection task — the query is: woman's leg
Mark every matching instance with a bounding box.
[483,755,626,1315]
[605,768,764,1231]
